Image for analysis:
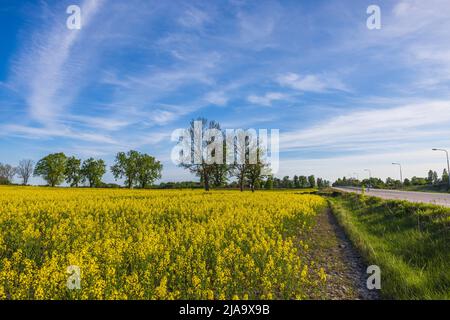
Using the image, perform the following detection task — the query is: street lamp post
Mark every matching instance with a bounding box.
[392,163,403,187]
[432,148,450,188]
[364,169,371,191]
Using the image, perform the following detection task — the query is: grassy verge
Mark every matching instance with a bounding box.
[327,192,450,299]
[401,185,449,193]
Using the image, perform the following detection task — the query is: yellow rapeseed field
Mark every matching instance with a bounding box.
[0,186,326,300]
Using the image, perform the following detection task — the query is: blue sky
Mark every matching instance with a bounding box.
[2,0,450,184]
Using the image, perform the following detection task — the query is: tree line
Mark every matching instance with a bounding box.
[1,156,329,191]
[0,150,163,188]
[1,155,329,191]
[262,175,330,189]
[332,168,450,189]
[1,118,330,191]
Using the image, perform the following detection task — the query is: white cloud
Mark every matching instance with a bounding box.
[4,0,450,184]
[204,91,228,106]
[12,0,105,124]
[1,124,118,145]
[102,50,222,109]
[64,115,133,132]
[178,6,211,28]
[281,100,450,152]
[148,109,178,125]
[277,73,348,93]
[333,0,450,91]
[247,92,287,106]
[236,4,281,48]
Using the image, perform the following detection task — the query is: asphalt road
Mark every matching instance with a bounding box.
[334,187,450,207]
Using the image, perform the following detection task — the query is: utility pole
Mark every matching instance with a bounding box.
[392,163,403,188]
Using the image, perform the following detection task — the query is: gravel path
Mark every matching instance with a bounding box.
[304,209,380,300]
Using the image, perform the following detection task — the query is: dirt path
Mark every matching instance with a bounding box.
[304,209,380,300]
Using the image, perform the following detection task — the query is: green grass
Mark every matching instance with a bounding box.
[400,184,450,193]
[328,192,450,299]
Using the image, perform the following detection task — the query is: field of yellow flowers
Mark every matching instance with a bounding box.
[0,186,327,300]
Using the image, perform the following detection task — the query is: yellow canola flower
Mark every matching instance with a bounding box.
[0,186,326,300]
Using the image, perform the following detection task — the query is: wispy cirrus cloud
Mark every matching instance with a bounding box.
[281,100,450,153]
[3,0,450,183]
[1,123,118,145]
[276,73,349,93]
[247,92,288,106]
[4,1,222,150]
[204,91,228,106]
[11,0,105,124]
[177,5,211,29]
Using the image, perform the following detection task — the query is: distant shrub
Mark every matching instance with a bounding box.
[97,182,122,188]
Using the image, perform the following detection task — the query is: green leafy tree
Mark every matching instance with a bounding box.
[245,149,269,192]
[432,171,439,185]
[273,177,281,188]
[205,139,228,188]
[281,176,291,188]
[293,175,299,188]
[403,178,411,186]
[81,158,106,188]
[65,156,82,187]
[265,175,274,189]
[34,153,67,187]
[211,164,228,187]
[298,176,308,188]
[386,177,395,188]
[427,170,434,185]
[411,176,427,186]
[211,141,229,188]
[317,178,324,189]
[111,150,140,188]
[308,175,316,188]
[136,154,163,188]
[442,169,449,185]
